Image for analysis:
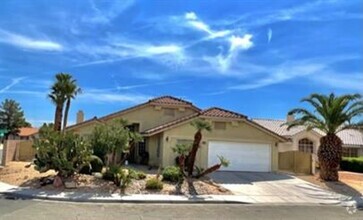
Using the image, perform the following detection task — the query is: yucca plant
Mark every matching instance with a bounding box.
[286,93,363,181]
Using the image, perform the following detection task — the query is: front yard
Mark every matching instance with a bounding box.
[297,171,363,197]
[0,162,231,196]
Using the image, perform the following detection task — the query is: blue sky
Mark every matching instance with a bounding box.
[0,0,362,127]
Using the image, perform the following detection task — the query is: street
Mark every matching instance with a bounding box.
[0,195,362,220]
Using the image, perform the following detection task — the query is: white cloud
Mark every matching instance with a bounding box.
[1,90,46,97]
[75,39,185,67]
[229,34,253,51]
[85,0,135,24]
[184,12,231,39]
[267,28,272,43]
[79,92,150,104]
[0,29,63,51]
[0,77,25,93]
[311,72,363,91]
[145,45,181,55]
[185,12,197,20]
[228,55,358,90]
[204,34,254,72]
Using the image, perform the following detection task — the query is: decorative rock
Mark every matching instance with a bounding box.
[64,180,77,189]
[92,172,103,179]
[53,176,63,188]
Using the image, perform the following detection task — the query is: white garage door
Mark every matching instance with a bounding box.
[208,141,271,172]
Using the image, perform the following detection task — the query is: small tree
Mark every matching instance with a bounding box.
[174,119,229,178]
[0,99,31,138]
[89,119,142,166]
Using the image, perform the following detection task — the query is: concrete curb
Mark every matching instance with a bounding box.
[0,191,251,204]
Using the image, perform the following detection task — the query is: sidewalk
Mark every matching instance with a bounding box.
[1,181,361,207]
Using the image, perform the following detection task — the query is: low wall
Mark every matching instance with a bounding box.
[279,151,312,174]
[2,140,21,166]
[1,140,34,166]
[18,141,35,161]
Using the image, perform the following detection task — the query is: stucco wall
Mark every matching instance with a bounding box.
[161,119,280,171]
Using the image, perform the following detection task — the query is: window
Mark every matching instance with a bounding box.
[214,122,226,130]
[164,108,175,117]
[126,123,139,132]
[298,138,314,153]
[342,148,358,157]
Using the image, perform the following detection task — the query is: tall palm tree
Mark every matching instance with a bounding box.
[187,119,212,176]
[286,93,363,181]
[62,79,81,130]
[49,73,80,131]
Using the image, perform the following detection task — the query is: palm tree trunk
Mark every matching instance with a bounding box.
[187,131,202,176]
[54,104,63,131]
[318,133,343,181]
[62,99,71,131]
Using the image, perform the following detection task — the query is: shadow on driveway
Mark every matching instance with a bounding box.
[209,171,293,184]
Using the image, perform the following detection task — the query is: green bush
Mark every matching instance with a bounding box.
[103,165,122,181]
[115,169,132,189]
[33,131,92,177]
[145,178,163,190]
[79,155,104,174]
[129,168,146,180]
[162,166,183,183]
[341,157,363,173]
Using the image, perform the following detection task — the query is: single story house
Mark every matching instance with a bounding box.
[7,127,39,141]
[67,96,286,172]
[253,115,363,158]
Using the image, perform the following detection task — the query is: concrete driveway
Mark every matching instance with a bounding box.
[209,172,348,204]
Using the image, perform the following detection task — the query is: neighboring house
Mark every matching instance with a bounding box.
[67,96,286,172]
[7,127,39,141]
[253,115,363,158]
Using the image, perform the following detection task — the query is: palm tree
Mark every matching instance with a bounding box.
[62,78,81,130]
[286,93,363,181]
[187,119,212,176]
[49,73,80,131]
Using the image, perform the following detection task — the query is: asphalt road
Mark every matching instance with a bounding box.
[0,195,362,220]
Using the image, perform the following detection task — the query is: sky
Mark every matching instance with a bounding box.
[0,0,362,127]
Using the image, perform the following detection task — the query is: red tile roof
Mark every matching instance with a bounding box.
[67,96,199,130]
[148,96,194,106]
[19,127,38,136]
[201,107,247,119]
[142,113,199,135]
[142,107,249,136]
[253,118,363,146]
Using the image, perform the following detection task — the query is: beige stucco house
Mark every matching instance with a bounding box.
[67,96,286,172]
[254,115,363,158]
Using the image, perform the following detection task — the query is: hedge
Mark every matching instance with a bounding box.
[340,157,363,173]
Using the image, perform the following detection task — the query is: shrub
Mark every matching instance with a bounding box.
[115,169,132,189]
[129,168,146,180]
[341,157,363,173]
[90,155,104,172]
[79,155,104,175]
[103,165,122,181]
[33,130,92,178]
[145,178,163,190]
[162,166,183,183]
